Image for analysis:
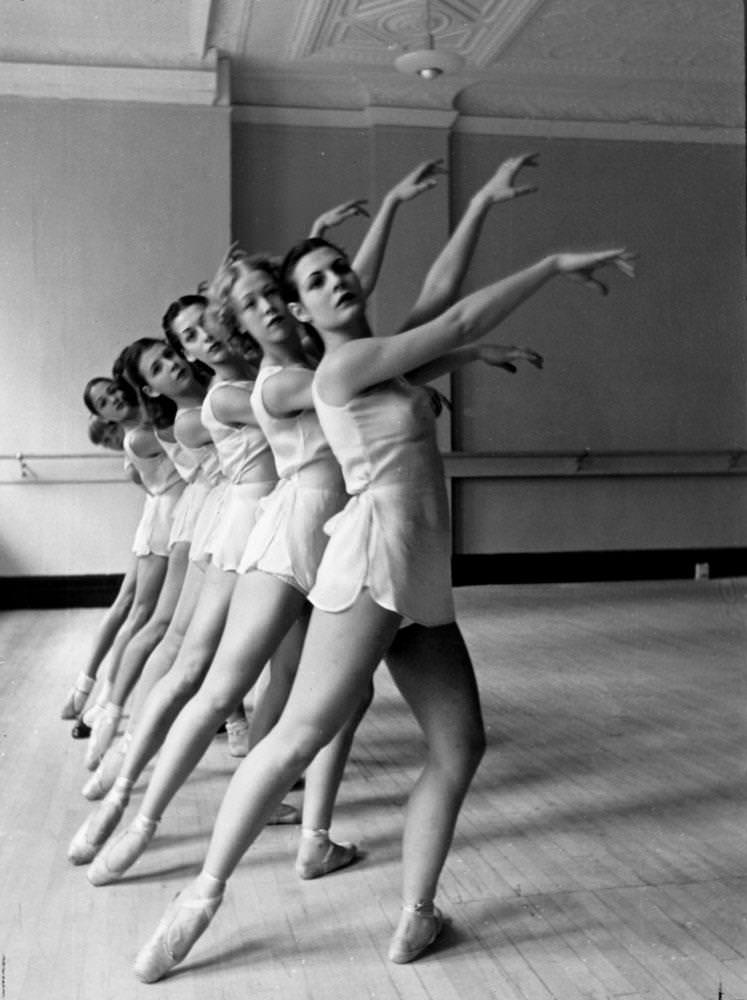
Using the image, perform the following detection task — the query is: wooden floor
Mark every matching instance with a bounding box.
[1,579,746,1000]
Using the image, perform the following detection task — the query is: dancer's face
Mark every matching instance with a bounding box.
[90,379,134,423]
[290,247,363,332]
[138,342,193,399]
[172,304,232,366]
[231,266,292,349]
[99,422,125,451]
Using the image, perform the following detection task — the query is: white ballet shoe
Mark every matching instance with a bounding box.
[295,829,358,880]
[61,673,95,720]
[85,702,122,771]
[68,816,101,867]
[387,903,443,964]
[134,886,223,983]
[87,814,157,886]
[225,717,250,757]
[81,681,112,727]
[82,733,131,800]
[67,783,130,866]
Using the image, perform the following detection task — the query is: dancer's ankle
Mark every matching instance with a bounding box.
[195,871,225,899]
[402,900,437,916]
[110,776,133,803]
[75,672,95,694]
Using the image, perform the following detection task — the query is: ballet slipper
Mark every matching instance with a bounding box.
[67,782,131,865]
[387,903,443,964]
[295,830,358,880]
[225,718,250,757]
[87,814,157,886]
[134,885,223,983]
[82,734,131,800]
[82,681,111,727]
[70,720,92,740]
[266,801,301,825]
[85,702,122,771]
[61,673,95,720]
[81,702,103,728]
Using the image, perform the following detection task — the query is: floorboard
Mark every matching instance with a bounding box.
[1,579,745,1000]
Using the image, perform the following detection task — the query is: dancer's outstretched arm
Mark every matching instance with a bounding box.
[311,249,635,402]
[399,152,540,333]
[351,159,445,298]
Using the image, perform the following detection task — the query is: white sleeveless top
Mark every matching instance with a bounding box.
[123,429,182,496]
[249,365,341,488]
[236,364,346,592]
[172,407,222,484]
[200,380,275,484]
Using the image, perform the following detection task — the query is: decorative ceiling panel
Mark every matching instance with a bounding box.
[496,0,743,79]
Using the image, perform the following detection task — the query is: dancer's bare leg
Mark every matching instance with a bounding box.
[62,556,137,721]
[85,543,194,769]
[81,551,168,728]
[86,574,307,882]
[134,597,484,980]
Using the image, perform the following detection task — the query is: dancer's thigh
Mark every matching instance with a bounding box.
[199,572,307,700]
[276,590,401,750]
[386,622,484,755]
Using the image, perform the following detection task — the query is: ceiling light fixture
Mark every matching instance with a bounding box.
[394,0,464,79]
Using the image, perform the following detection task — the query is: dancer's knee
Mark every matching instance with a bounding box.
[133,614,168,651]
[197,680,242,721]
[274,718,328,771]
[428,723,486,785]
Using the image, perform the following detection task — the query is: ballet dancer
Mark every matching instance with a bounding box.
[82,346,223,771]
[78,375,184,737]
[62,418,138,735]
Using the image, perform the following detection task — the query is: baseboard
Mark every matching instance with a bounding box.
[2,549,745,608]
[451,548,747,586]
[0,574,124,609]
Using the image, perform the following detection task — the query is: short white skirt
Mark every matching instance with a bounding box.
[209,479,277,572]
[188,478,230,565]
[132,483,186,558]
[169,475,214,548]
[238,478,347,593]
[308,482,455,627]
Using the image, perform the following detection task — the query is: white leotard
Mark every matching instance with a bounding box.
[238,364,347,593]
[309,376,454,626]
[123,429,185,557]
[199,379,276,571]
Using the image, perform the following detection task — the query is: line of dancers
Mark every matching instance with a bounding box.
[61,154,634,982]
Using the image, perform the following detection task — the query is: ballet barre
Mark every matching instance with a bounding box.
[442,448,747,479]
[0,451,129,485]
[1,449,746,485]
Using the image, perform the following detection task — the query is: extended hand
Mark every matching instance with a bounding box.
[555,249,636,296]
[480,153,539,204]
[391,158,447,203]
[312,199,370,235]
[478,344,544,373]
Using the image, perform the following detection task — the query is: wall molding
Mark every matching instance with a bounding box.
[0,58,223,106]
[231,103,744,144]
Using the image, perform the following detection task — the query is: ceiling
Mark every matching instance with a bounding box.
[1,0,743,127]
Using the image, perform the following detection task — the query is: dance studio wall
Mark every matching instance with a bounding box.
[231,118,746,563]
[0,97,231,578]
